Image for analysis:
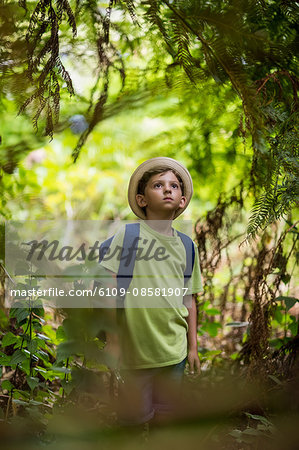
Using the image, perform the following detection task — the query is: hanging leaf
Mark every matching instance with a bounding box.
[26,376,39,391]
[10,349,27,365]
[1,332,18,347]
[276,296,298,311]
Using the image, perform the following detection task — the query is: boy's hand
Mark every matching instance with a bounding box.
[187,348,201,376]
[105,335,121,370]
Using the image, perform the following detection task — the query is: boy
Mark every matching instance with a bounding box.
[100,157,203,425]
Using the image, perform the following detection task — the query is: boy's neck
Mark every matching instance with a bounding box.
[143,219,174,236]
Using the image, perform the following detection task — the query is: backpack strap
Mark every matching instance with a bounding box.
[98,223,140,307]
[176,231,195,287]
[99,235,114,262]
[94,235,114,296]
[116,222,140,295]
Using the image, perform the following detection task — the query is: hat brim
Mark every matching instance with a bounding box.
[128,157,193,220]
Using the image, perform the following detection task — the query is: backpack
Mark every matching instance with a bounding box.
[97,223,195,303]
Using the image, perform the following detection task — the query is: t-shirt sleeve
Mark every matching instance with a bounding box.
[187,242,203,295]
[98,225,126,275]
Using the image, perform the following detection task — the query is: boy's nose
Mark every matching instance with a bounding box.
[164,185,172,193]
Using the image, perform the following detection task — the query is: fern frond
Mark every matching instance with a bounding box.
[56,0,77,36]
[26,0,48,41]
[19,0,77,137]
[247,138,299,241]
[55,58,74,95]
[246,189,277,240]
[52,73,60,121]
[32,96,47,131]
[144,0,176,57]
[120,0,138,24]
[172,17,194,79]
[45,103,53,139]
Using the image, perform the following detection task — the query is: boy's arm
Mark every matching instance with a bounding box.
[105,326,120,369]
[100,270,121,369]
[186,294,201,375]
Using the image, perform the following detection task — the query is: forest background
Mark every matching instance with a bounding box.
[0,1,298,449]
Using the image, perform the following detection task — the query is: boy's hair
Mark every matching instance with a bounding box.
[137,167,185,196]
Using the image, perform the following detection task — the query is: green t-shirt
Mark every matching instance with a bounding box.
[99,221,203,369]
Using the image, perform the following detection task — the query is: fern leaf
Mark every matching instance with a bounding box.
[56,0,77,36]
[120,0,139,24]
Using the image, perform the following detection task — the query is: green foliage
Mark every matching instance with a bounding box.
[1,0,297,235]
[141,0,298,236]
[270,296,299,349]
[0,3,298,441]
[230,412,276,446]
[0,246,111,422]
[247,110,299,239]
[18,0,76,138]
[197,300,222,338]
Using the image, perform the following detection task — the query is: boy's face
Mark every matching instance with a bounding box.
[136,171,186,219]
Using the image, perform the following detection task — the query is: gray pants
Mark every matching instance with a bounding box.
[117,358,186,425]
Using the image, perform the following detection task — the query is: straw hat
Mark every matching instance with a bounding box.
[127,157,193,220]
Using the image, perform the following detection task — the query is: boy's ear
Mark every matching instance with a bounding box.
[179,196,187,208]
[136,194,147,208]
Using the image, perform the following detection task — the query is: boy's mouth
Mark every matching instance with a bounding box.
[163,197,173,201]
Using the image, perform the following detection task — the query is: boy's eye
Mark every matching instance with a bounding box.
[154,183,162,188]
[172,183,179,188]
